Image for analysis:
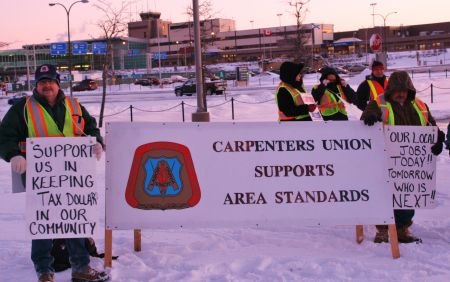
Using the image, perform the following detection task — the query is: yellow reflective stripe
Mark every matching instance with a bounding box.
[367,80,378,102]
[26,97,75,137]
[26,97,48,137]
[276,82,309,120]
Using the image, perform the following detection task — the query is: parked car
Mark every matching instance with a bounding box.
[160,78,173,85]
[346,64,367,73]
[73,79,98,91]
[174,79,227,96]
[170,75,188,83]
[134,79,152,86]
[8,92,28,105]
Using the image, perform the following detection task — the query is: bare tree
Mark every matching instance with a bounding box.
[185,0,220,109]
[186,0,219,52]
[94,0,130,127]
[288,0,311,63]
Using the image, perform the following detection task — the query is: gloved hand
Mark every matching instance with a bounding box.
[307,104,317,112]
[11,155,26,174]
[437,129,445,143]
[340,79,347,87]
[322,79,329,86]
[431,141,443,156]
[93,143,103,161]
[431,130,445,156]
[363,114,381,126]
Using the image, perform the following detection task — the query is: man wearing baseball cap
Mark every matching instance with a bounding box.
[355,60,389,111]
[0,64,108,282]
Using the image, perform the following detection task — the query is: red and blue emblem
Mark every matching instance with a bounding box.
[125,142,201,210]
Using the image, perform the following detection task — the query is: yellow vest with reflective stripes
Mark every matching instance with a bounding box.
[314,84,348,117]
[19,96,85,152]
[275,82,310,121]
[377,95,429,126]
[367,77,388,104]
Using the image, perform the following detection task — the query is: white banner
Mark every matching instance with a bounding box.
[26,137,99,239]
[385,126,437,209]
[106,121,394,229]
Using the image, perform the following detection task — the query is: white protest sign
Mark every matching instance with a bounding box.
[106,121,394,230]
[385,126,437,209]
[26,137,99,239]
[301,92,323,121]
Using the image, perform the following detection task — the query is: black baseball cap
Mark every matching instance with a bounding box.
[35,64,60,85]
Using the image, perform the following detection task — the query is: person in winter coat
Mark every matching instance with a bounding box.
[0,64,109,282]
[355,60,389,111]
[361,71,445,244]
[311,67,357,121]
[275,62,316,121]
[446,122,450,155]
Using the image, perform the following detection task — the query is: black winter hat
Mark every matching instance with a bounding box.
[371,60,384,68]
[319,67,340,82]
[280,62,304,85]
[35,64,60,85]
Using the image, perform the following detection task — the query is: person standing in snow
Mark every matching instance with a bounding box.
[361,71,445,244]
[355,60,389,111]
[311,67,357,121]
[276,62,316,121]
[0,64,109,282]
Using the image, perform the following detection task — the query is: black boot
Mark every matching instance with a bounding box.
[374,225,389,243]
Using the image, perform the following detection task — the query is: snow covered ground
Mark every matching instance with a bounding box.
[1,62,450,281]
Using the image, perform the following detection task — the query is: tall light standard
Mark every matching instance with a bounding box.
[375,11,397,53]
[250,20,254,29]
[370,3,377,27]
[49,0,89,97]
[277,13,283,27]
[176,41,181,67]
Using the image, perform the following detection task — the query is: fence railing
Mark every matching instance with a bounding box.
[91,82,450,125]
[92,97,276,124]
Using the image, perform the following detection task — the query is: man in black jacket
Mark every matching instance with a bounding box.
[311,67,356,121]
[0,64,109,282]
[356,60,389,111]
[275,62,316,121]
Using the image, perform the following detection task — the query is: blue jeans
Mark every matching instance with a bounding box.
[31,238,90,276]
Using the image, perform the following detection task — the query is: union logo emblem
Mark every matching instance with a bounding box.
[125,142,201,210]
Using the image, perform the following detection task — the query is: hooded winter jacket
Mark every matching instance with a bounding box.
[311,67,357,121]
[360,71,436,126]
[276,62,312,121]
[0,89,104,162]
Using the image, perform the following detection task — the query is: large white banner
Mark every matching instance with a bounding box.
[385,126,437,209]
[106,121,394,229]
[26,137,99,239]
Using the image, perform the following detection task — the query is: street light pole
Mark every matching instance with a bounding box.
[370,3,377,28]
[277,13,283,27]
[49,0,89,97]
[191,0,210,122]
[375,11,397,53]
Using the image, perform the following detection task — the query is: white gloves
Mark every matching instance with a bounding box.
[322,79,329,86]
[11,155,26,174]
[93,143,103,161]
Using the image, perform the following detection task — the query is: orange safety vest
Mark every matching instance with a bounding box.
[367,78,388,104]
[19,96,85,152]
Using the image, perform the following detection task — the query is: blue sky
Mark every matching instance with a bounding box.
[2,0,449,48]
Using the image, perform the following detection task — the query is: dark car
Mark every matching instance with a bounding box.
[73,79,98,91]
[8,92,28,105]
[135,77,160,86]
[174,79,227,96]
[134,79,152,86]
